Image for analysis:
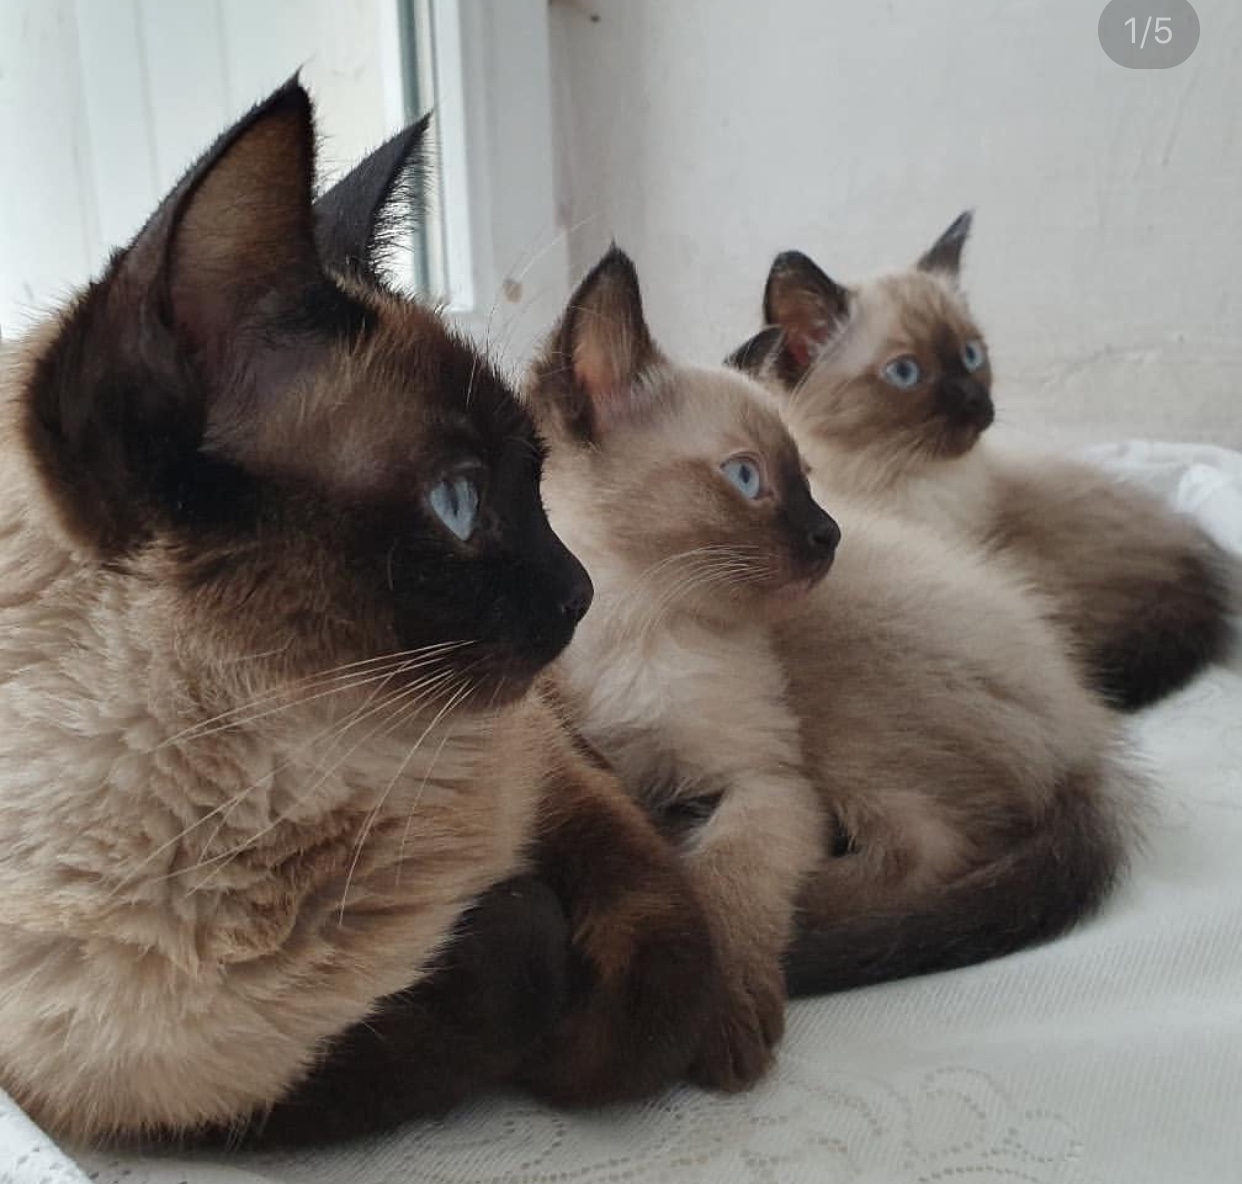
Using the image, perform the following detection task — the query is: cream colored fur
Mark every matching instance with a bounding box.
[540,342,1138,1032]
[775,264,1238,706]
[0,336,543,1143]
[545,367,822,1081]
[776,501,1128,920]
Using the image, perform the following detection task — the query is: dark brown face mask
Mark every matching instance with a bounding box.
[28,81,592,707]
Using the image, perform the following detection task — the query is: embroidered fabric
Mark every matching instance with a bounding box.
[5,441,1241,1184]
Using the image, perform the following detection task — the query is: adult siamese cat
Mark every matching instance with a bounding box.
[732,213,1237,710]
[0,84,721,1148]
[531,247,1137,1088]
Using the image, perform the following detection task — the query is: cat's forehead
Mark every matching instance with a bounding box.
[225,287,534,494]
[858,272,978,345]
[671,365,803,466]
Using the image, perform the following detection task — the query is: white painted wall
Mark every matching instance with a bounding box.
[549,0,1242,447]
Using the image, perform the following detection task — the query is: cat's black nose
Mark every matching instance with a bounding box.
[799,504,841,586]
[943,378,994,428]
[558,568,595,625]
[784,487,841,586]
[807,512,842,554]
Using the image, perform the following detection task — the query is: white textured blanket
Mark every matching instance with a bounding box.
[7,442,1241,1184]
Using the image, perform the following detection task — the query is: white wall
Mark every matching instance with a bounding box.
[550,0,1241,447]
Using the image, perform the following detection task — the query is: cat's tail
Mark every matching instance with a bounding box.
[1093,536,1239,711]
[784,760,1139,997]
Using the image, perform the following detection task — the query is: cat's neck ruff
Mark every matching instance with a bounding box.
[0,387,521,945]
[801,428,997,539]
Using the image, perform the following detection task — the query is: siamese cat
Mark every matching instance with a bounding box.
[733,213,1237,710]
[532,248,1136,1084]
[0,84,722,1148]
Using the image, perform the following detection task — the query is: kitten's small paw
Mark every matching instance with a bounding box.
[690,960,786,1092]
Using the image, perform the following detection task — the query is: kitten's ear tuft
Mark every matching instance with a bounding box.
[917,210,974,277]
[761,251,850,386]
[314,113,433,282]
[532,245,663,443]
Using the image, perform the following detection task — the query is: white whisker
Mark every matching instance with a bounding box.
[170,668,466,896]
[337,677,474,922]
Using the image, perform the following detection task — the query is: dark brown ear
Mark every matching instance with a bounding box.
[531,245,663,443]
[314,113,433,282]
[761,251,850,386]
[26,78,366,550]
[917,210,973,277]
[157,79,339,377]
[724,326,784,378]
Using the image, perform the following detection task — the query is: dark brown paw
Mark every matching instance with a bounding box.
[690,959,785,1093]
[520,876,720,1106]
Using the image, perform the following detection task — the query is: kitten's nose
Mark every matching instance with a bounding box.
[785,487,841,586]
[807,508,842,555]
[946,378,994,426]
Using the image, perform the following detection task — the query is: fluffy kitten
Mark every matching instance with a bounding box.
[733,213,1237,710]
[532,249,1135,1068]
[0,84,719,1147]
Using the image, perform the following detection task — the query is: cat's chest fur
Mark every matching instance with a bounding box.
[0,472,540,1111]
[557,591,800,803]
[0,613,528,968]
[806,435,998,542]
[0,371,536,971]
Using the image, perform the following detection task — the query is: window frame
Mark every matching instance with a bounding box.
[423,0,568,366]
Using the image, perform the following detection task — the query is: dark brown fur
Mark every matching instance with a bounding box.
[26,85,590,706]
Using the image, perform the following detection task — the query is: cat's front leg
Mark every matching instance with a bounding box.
[517,746,723,1106]
[679,769,824,1091]
[220,875,570,1148]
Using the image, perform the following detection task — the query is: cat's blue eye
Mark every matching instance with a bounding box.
[721,455,766,500]
[962,340,986,373]
[428,475,480,541]
[882,356,923,390]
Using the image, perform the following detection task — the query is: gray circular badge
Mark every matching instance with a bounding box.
[1099,1,1200,68]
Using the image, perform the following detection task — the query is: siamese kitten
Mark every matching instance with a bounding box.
[734,213,1237,710]
[532,249,1134,1071]
[0,84,719,1148]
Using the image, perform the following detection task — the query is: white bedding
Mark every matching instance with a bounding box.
[6,442,1241,1184]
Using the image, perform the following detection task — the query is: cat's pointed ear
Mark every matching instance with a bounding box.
[532,245,664,443]
[760,251,850,386]
[314,113,433,281]
[917,210,973,277]
[152,78,329,371]
[28,79,363,550]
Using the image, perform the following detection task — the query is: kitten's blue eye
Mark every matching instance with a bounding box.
[882,356,923,390]
[428,475,480,541]
[721,455,765,500]
[962,340,986,373]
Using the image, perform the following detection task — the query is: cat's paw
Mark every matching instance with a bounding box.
[519,859,721,1106]
[690,956,786,1092]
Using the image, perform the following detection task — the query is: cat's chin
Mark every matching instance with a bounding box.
[931,421,988,461]
[766,573,827,615]
[464,660,564,711]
